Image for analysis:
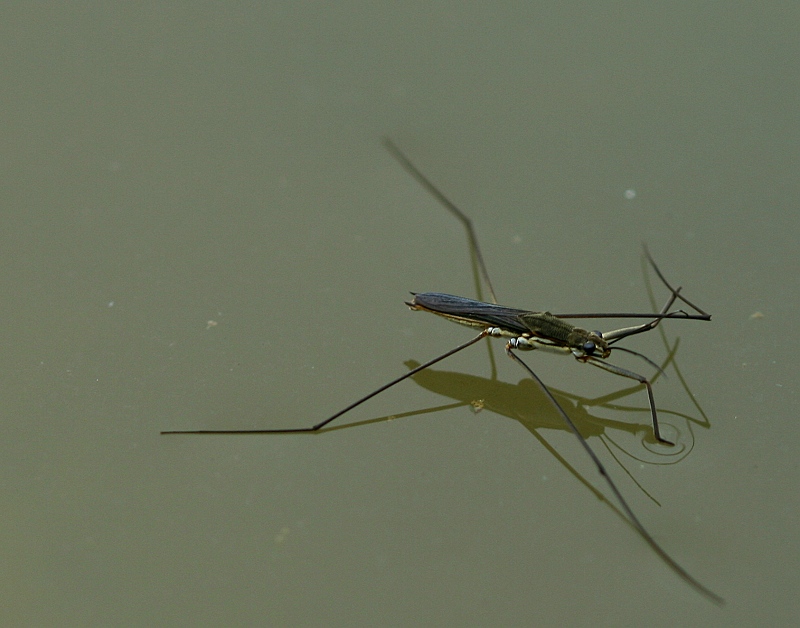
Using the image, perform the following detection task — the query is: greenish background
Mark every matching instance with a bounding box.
[2,3,796,625]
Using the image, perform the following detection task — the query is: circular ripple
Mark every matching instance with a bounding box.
[640,422,693,463]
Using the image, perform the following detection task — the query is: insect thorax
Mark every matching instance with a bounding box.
[517,311,608,355]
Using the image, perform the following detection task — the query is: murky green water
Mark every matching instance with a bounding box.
[2,4,797,625]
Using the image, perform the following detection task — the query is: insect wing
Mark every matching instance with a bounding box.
[410,292,532,335]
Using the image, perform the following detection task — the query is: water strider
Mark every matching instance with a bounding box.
[163,139,723,605]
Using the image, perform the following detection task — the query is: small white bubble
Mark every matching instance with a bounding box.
[624,189,636,200]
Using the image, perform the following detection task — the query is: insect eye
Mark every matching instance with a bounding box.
[592,330,603,339]
[583,340,596,355]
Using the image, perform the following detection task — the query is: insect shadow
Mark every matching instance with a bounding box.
[314,333,705,510]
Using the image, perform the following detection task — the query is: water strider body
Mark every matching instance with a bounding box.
[408,292,611,356]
